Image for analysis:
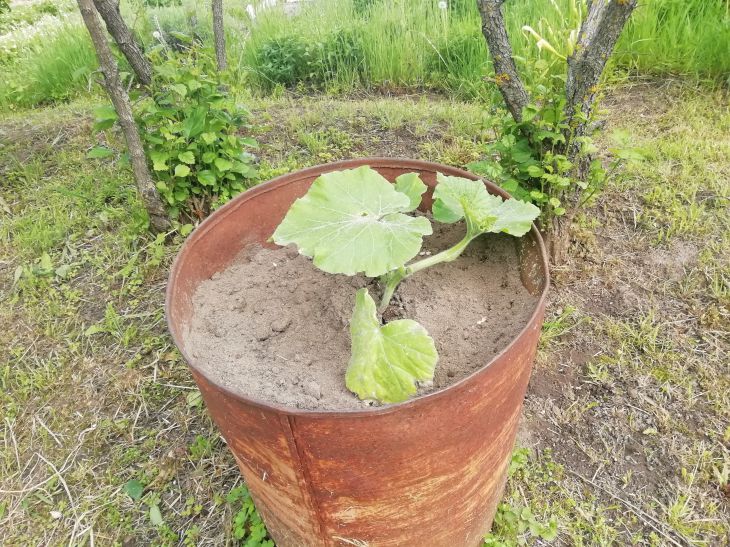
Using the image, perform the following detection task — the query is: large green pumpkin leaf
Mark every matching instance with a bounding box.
[432,174,539,237]
[272,166,432,277]
[345,289,437,403]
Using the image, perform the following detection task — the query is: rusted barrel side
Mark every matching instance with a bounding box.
[166,158,549,547]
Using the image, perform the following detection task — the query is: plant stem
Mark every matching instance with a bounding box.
[378,232,476,312]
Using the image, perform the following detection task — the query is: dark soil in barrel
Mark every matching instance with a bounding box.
[185,221,539,411]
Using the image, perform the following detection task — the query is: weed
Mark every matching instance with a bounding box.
[227,485,274,546]
[134,45,258,220]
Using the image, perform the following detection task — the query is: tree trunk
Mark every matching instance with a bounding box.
[546,0,638,258]
[564,0,638,147]
[92,0,152,86]
[212,0,227,71]
[476,0,529,123]
[78,0,169,233]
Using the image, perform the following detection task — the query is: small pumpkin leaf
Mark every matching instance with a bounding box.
[432,174,539,237]
[345,288,437,404]
[393,172,427,212]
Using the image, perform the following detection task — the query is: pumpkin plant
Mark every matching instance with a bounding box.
[272,166,539,404]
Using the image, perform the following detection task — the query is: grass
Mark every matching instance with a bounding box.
[615,0,730,82]
[0,21,97,109]
[1,82,728,544]
[2,0,729,109]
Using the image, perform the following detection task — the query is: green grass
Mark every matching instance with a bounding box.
[2,0,729,110]
[615,0,730,81]
[0,21,97,109]
[235,0,730,96]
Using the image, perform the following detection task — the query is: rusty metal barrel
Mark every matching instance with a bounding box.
[166,158,549,546]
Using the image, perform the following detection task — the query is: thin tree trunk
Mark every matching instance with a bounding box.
[212,0,227,71]
[476,0,637,263]
[564,0,638,148]
[77,0,169,232]
[476,0,529,123]
[552,0,637,261]
[92,0,152,86]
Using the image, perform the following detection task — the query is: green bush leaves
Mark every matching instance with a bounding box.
[137,48,258,219]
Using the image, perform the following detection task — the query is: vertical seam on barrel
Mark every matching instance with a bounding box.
[280,414,329,544]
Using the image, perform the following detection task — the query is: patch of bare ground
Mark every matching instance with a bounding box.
[521,82,729,544]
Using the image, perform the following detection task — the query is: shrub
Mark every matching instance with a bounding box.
[255,35,319,89]
[136,48,258,220]
[467,83,642,222]
[253,27,366,91]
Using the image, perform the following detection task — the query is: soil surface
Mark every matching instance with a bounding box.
[186,221,539,410]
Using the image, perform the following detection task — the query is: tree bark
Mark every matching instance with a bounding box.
[476,0,529,123]
[78,0,169,233]
[564,0,637,145]
[548,0,637,260]
[212,0,227,71]
[92,0,152,86]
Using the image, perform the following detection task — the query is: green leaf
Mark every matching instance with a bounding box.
[214,157,233,171]
[345,289,437,403]
[240,136,259,148]
[149,150,169,171]
[84,324,106,336]
[201,132,217,145]
[182,107,207,138]
[186,78,202,92]
[202,151,216,164]
[124,480,144,501]
[433,174,539,237]
[93,105,118,131]
[174,164,191,178]
[490,198,542,236]
[186,389,202,407]
[54,264,73,279]
[13,265,23,285]
[87,146,114,159]
[197,170,216,186]
[38,252,53,273]
[178,151,195,164]
[526,165,544,178]
[170,83,187,97]
[149,504,163,526]
[393,172,427,212]
[272,166,432,277]
[432,174,502,225]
